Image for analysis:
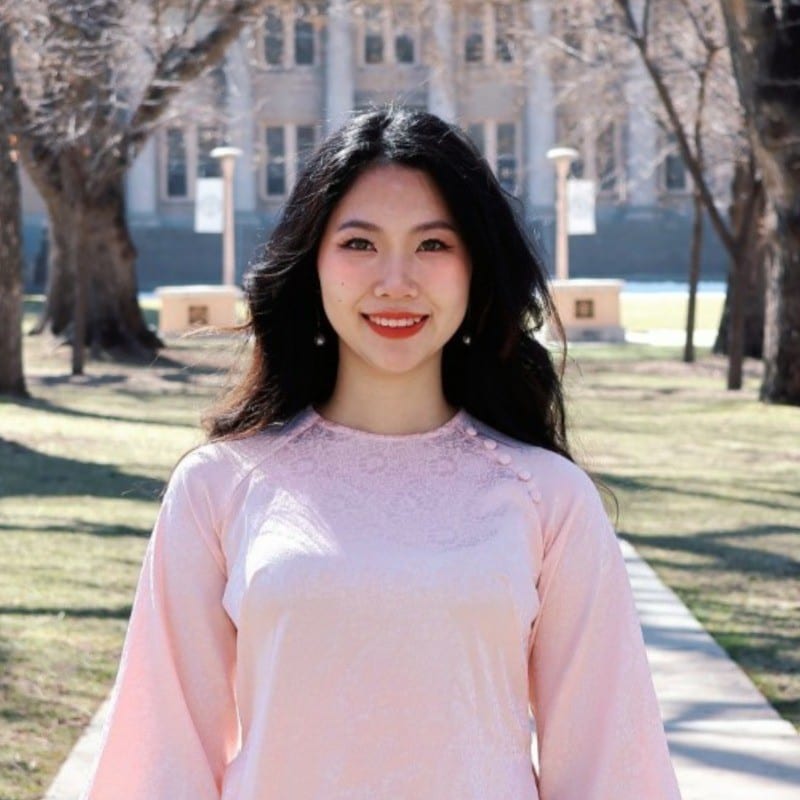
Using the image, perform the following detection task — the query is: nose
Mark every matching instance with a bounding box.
[373,253,418,298]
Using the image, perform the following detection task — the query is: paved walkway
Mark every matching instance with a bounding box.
[44,539,800,800]
[622,539,800,798]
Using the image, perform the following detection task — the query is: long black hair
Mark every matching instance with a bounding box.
[205,105,572,461]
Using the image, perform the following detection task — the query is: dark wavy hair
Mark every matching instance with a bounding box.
[205,105,572,461]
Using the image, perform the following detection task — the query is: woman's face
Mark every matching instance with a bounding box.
[317,163,471,380]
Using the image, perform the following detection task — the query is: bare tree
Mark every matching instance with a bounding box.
[608,0,767,389]
[720,1,800,405]
[0,22,26,396]
[2,0,271,365]
[545,1,764,375]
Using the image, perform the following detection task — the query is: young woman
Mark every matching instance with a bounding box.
[84,107,681,799]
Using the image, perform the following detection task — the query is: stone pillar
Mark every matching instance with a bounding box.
[625,75,658,205]
[325,0,355,133]
[225,38,257,212]
[428,1,456,121]
[525,0,555,208]
[625,0,658,205]
[127,138,157,221]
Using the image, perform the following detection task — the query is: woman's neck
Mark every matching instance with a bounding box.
[316,360,457,436]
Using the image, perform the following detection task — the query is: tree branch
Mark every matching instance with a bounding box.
[125,0,270,160]
[614,0,736,254]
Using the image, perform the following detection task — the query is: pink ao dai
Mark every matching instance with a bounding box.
[83,405,681,800]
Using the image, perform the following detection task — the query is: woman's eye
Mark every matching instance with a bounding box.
[418,238,450,252]
[341,237,374,251]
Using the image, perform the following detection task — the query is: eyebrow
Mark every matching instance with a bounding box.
[335,219,458,234]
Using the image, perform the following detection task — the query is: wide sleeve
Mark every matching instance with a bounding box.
[527,467,681,799]
[82,450,239,800]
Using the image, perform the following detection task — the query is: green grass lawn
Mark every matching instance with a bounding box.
[1,293,797,799]
[620,291,724,332]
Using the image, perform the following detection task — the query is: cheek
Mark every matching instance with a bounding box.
[428,261,471,308]
[318,256,369,316]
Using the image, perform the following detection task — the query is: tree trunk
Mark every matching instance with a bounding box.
[713,262,766,358]
[721,1,800,404]
[727,252,745,389]
[714,159,766,359]
[0,25,27,397]
[684,189,703,363]
[33,172,162,359]
[761,208,800,402]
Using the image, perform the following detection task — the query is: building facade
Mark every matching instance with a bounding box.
[19,0,728,290]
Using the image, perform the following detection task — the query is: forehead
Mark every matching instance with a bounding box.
[331,164,453,222]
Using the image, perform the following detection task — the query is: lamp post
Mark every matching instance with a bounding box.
[546,146,579,281]
[210,146,243,286]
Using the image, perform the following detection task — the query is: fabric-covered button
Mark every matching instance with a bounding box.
[466,426,478,437]
[483,439,497,450]
[517,469,532,481]
[497,453,511,465]
[529,488,542,503]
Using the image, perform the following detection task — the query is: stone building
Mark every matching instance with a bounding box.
[19,0,727,290]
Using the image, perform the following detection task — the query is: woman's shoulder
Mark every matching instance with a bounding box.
[461,412,598,503]
[170,407,317,492]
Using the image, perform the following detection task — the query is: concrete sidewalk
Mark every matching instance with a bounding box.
[623,539,800,799]
[45,540,800,800]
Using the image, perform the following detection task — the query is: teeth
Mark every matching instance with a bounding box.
[368,316,423,328]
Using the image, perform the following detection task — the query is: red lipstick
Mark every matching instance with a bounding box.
[362,312,429,339]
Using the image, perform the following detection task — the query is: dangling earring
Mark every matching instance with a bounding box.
[461,332,472,346]
[314,302,326,346]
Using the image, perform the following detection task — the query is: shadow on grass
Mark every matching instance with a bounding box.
[0,605,131,619]
[3,395,197,429]
[601,472,800,513]
[38,373,128,388]
[622,526,800,579]
[0,520,149,538]
[0,439,164,501]
[0,638,11,669]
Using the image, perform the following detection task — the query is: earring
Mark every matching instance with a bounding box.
[314,302,326,346]
[461,332,472,346]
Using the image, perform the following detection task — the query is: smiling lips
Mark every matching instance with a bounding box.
[362,311,430,339]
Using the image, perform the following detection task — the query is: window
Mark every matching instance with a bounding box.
[166,128,188,198]
[465,120,518,194]
[264,6,284,66]
[496,122,517,193]
[394,3,415,64]
[162,125,225,200]
[294,3,315,65]
[197,126,222,178]
[494,3,514,63]
[360,2,417,66]
[265,127,286,196]
[464,4,484,63]
[555,108,626,201]
[296,125,316,175]
[262,3,317,67]
[261,124,318,198]
[596,122,618,193]
[663,134,687,191]
[467,123,485,155]
[463,3,516,64]
[364,3,384,63]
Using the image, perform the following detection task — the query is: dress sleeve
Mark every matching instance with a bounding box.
[528,469,681,799]
[82,450,239,800]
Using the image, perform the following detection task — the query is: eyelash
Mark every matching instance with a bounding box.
[340,238,452,252]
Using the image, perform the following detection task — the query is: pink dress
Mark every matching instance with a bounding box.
[83,405,681,799]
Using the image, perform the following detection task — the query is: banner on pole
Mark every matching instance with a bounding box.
[567,179,596,235]
[194,178,224,233]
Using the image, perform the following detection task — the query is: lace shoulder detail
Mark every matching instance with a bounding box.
[456,414,544,504]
